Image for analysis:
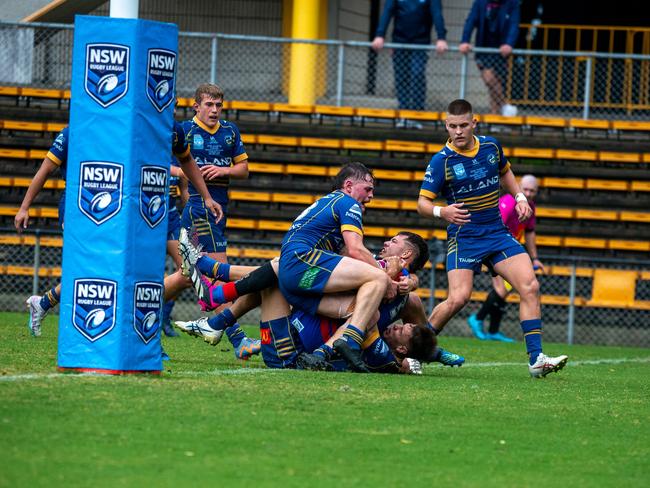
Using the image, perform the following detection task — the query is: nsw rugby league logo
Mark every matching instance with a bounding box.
[133,282,163,344]
[73,278,117,342]
[139,166,167,228]
[85,43,130,108]
[78,162,123,225]
[146,48,176,112]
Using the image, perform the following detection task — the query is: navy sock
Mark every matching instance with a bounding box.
[426,322,441,336]
[196,255,230,281]
[226,323,246,349]
[40,286,60,312]
[260,317,302,368]
[521,318,543,364]
[162,300,175,324]
[313,344,334,360]
[341,325,364,351]
[207,308,236,331]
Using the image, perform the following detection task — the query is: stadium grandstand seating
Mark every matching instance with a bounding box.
[1,85,649,262]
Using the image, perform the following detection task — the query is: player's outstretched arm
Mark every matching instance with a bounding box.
[15,157,59,233]
[178,152,223,222]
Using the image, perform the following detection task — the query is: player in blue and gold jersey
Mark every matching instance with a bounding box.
[180,83,248,262]
[15,127,68,337]
[417,99,568,378]
[17,122,220,339]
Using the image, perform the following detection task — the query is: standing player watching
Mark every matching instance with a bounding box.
[15,128,68,336]
[16,122,221,337]
[416,99,567,377]
[468,174,544,342]
[177,83,258,356]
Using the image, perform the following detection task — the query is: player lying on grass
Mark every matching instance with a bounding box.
[175,229,465,370]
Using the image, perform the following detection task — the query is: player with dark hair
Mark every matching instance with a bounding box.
[417,99,567,377]
[176,230,464,369]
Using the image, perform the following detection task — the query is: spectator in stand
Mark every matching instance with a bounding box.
[459,0,520,116]
[371,0,448,129]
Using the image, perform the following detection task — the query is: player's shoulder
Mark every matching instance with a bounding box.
[219,119,240,131]
[477,134,502,148]
[428,146,452,165]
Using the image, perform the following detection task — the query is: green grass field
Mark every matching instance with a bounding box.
[1,311,649,487]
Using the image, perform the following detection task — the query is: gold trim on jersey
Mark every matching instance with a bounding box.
[192,116,220,135]
[446,135,480,158]
[362,329,381,350]
[341,224,363,236]
[499,161,511,175]
[46,151,62,166]
[419,189,437,199]
[233,153,248,164]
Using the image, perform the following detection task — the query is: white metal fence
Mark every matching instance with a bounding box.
[1,21,650,119]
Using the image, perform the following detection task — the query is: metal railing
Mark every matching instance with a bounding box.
[1,21,650,119]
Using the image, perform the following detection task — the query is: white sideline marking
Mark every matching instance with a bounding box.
[1,357,649,382]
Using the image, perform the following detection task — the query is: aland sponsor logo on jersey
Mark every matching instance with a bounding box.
[146,48,176,112]
[73,278,117,342]
[79,162,123,225]
[133,282,163,344]
[139,166,167,228]
[85,43,129,108]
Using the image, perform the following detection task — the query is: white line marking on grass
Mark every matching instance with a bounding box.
[1,357,649,382]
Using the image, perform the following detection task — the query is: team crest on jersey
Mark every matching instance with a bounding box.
[73,278,117,342]
[146,48,176,112]
[139,166,167,228]
[193,134,204,149]
[85,43,129,108]
[452,164,467,179]
[487,152,498,165]
[133,282,163,344]
[79,162,123,225]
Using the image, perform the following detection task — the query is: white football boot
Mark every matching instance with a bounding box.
[529,353,569,378]
[174,317,223,346]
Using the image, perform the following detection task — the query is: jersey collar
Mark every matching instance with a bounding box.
[193,116,221,134]
[446,135,480,158]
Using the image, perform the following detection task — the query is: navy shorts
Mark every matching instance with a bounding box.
[167,207,181,241]
[278,244,343,315]
[446,223,526,273]
[181,202,227,253]
[289,309,340,353]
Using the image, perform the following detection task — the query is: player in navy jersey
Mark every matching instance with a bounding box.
[160,157,188,337]
[180,83,248,262]
[17,123,220,338]
[176,230,464,370]
[174,83,260,357]
[15,128,68,337]
[417,99,567,378]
